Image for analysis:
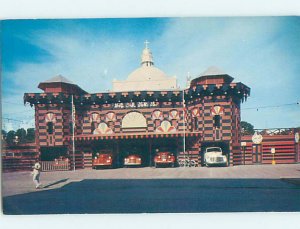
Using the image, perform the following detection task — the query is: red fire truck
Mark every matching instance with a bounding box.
[92,151,114,169]
[154,151,176,168]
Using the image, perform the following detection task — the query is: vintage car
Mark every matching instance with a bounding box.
[204,147,228,167]
[154,151,176,167]
[92,151,114,169]
[123,154,142,167]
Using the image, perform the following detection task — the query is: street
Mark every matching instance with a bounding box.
[2,164,300,214]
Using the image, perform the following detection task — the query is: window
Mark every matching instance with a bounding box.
[122,111,147,129]
[213,115,221,128]
[47,122,54,134]
[91,121,97,133]
[107,121,114,129]
[171,120,177,128]
[155,119,161,128]
[216,129,220,140]
[193,117,198,130]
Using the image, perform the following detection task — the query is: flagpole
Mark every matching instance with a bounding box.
[71,95,76,171]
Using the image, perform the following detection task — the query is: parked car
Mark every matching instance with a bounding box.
[124,154,142,167]
[154,151,176,167]
[204,147,228,167]
[92,151,114,169]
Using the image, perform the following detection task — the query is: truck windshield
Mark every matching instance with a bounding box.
[206,147,222,153]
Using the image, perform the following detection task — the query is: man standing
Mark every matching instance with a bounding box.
[32,160,42,189]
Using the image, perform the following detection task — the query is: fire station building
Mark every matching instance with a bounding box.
[24,44,251,168]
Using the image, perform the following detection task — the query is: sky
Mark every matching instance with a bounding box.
[1,17,300,131]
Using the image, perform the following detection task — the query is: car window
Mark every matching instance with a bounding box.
[206,147,222,153]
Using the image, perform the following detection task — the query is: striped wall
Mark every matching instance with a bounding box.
[36,104,64,147]
[33,95,244,167]
[80,105,186,135]
[185,95,242,166]
[241,135,299,164]
[2,143,39,172]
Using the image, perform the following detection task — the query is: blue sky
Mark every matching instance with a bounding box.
[1,17,300,131]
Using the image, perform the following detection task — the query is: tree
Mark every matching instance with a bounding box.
[241,121,255,135]
[3,128,36,145]
[6,130,16,145]
[26,128,35,142]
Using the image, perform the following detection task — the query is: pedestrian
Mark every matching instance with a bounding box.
[32,160,42,189]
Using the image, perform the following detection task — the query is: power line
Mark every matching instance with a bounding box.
[3,110,34,116]
[242,102,299,110]
[2,118,24,123]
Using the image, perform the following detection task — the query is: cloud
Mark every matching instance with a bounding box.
[2,25,140,127]
[5,31,137,93]
[2,17,300,129]
[152,17,300,128]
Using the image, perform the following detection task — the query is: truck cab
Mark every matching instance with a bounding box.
[92,151,114,169]
[204,147,228,167]
[154,151,176,168]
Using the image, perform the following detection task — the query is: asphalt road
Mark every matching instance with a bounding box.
[3,178,300,214]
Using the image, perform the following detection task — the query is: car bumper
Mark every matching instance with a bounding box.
[93,163,113,166]
[155,161,174,164]
[124,162,141,166]
[205,161,227,166]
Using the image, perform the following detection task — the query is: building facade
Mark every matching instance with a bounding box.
[24,44,251,168]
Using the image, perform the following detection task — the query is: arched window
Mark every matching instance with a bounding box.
[122,111,147,129]
[45,112,56,135]
[47,122,54,134]
[90,112,100,134]
[152,110,163,121]
[213,115,221,128]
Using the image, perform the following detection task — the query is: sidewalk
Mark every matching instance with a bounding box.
[2,164,300,197]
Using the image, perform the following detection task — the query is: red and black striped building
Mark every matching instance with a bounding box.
[23,45,253,168]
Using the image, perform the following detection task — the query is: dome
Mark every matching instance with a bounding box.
[112,41,177,91]
[127,65,169,82]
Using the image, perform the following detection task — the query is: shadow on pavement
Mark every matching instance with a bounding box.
[3,179,300,215]
[42,178,69,189]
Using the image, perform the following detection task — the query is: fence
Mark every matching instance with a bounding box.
[41,160,70,171]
